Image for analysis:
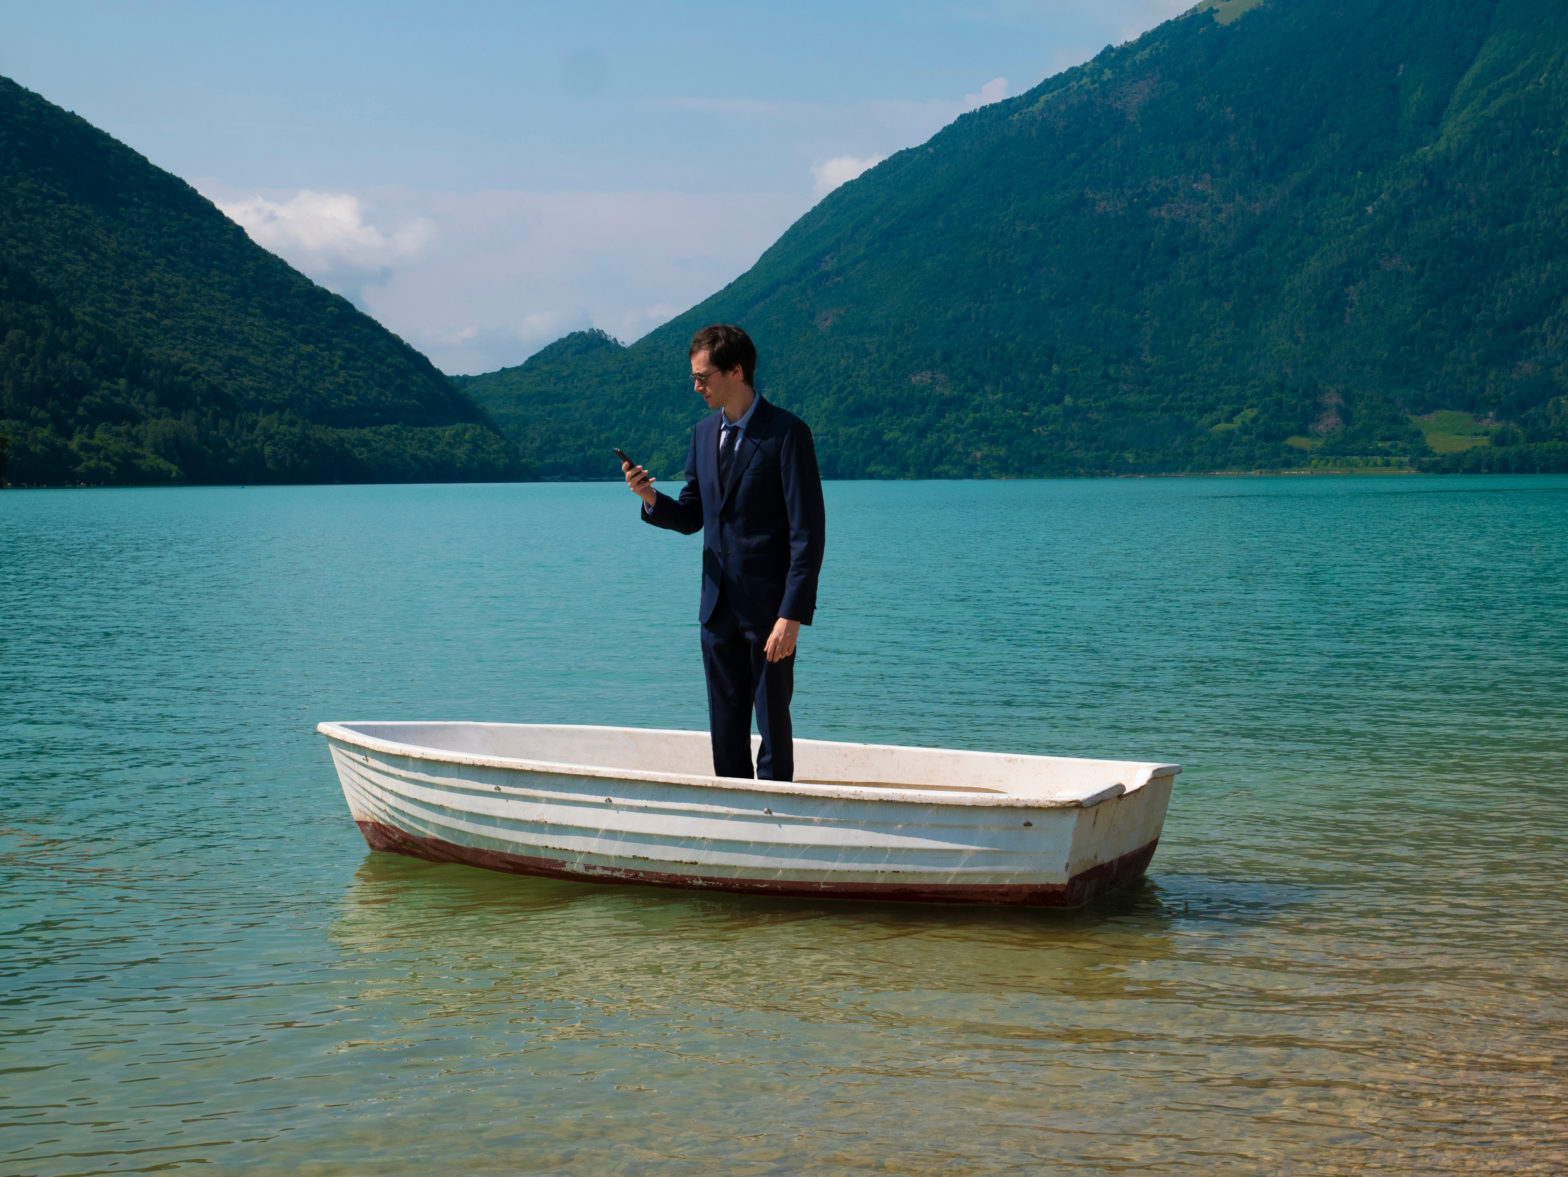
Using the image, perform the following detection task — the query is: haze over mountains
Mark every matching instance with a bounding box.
[4,0,1567,486]
[0,76,523,485]
[462,0,1568,479]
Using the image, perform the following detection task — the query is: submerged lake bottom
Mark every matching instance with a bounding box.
[3,476,1566,1174]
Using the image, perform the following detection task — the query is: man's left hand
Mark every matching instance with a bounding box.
[764,618,800,663]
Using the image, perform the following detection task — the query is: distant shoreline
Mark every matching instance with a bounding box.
[11,467,1565,491]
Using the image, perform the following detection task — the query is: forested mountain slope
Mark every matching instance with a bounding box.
[0,76,524,485]
[462,0,1568,479]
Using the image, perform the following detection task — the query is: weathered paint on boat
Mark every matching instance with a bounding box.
[317,722,1179,906]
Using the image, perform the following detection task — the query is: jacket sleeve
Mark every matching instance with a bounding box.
[777,418,826,624]
[642,428,704,535]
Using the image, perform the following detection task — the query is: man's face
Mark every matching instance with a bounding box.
[690,350,744,411]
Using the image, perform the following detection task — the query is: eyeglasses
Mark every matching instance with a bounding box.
[691,368,721,387]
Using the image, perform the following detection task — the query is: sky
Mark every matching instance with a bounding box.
[1,0,1192,374]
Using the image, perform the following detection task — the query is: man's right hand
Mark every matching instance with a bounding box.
[623,460,657,507]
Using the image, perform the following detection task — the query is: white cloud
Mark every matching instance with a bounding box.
[963,77,1010,110]
[198,182,804,375]
[216,189,432,285]
[811,154,886,198]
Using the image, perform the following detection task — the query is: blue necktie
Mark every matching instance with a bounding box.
[719,422,739,490]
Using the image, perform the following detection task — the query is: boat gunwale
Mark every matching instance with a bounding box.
[317,721,1180,810]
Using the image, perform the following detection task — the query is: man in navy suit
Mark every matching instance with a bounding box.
[622,324,825,781]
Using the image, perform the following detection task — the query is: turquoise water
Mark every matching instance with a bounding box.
[3,476,1566,1174]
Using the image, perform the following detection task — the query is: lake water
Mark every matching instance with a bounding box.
[3,476,1566,1175]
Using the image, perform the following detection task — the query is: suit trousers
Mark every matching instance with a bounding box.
[699,599,795,781]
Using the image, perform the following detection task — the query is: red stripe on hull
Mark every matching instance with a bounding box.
[353,820,1158,907]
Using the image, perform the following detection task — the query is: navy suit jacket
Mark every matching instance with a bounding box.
[644,396,825,630]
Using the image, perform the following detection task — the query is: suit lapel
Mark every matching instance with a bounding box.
[698,411,723,507]
[721,397,766,508]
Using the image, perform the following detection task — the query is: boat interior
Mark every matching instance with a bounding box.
[325,721,1178,803]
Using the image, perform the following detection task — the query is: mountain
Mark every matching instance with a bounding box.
[461,0,1568,479]
[0,75,525,486]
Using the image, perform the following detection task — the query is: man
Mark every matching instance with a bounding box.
[623,324,825,781]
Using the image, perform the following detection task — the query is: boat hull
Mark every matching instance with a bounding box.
[321,723,1177,907]
[351,817,1161,906]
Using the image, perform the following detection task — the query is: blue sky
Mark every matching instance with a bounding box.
[2,0,1191,373]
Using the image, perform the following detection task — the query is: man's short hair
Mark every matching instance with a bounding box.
[689,324,757,386]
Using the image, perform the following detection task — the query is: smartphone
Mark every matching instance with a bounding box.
[613,447,637,469]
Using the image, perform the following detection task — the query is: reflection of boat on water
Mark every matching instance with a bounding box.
[326,852,1186,1037]
[317,722,1179,906]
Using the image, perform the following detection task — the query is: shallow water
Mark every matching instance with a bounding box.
[3,476,1566,1174]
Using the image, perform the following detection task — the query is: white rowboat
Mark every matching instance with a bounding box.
[318,722,1179,906]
